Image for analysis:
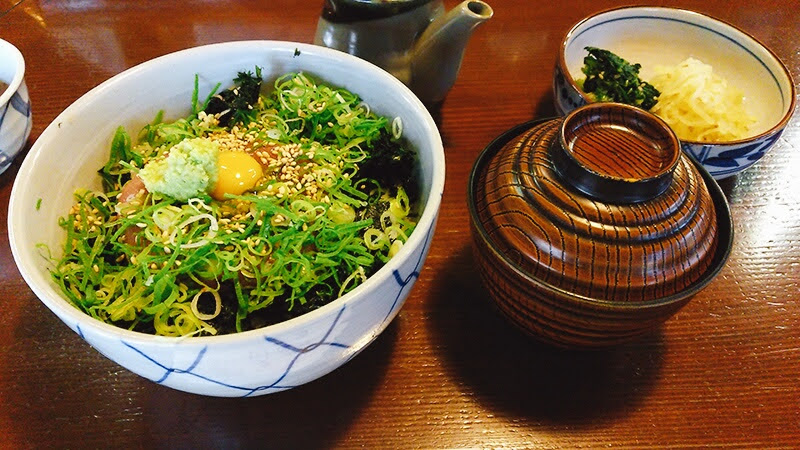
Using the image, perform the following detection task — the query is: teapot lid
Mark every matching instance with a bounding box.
[469,103,722,302]
[322,0,434,22]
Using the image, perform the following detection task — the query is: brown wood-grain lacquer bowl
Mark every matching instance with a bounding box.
[468,103,733,348]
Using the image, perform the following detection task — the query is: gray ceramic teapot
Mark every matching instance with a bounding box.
[314,0,493,105]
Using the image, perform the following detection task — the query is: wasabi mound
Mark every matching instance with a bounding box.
[138,137,219,201]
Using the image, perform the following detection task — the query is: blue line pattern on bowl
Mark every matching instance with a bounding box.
[0,101,9,165]
[107,306,353,396]
[552,64,585,116]
[0,89,33,174]
[67,222,436,396]
[383,221,435,322]
[681,130,782,179]
[10,91,30,116]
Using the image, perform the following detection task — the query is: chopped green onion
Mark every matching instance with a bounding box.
[45,71,419,337]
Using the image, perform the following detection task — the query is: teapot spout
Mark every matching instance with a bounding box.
[410,0,493,104]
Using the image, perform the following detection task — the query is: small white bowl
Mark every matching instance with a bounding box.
[8,41,445,397]
[0,39,32,175]
[553,6,796,180]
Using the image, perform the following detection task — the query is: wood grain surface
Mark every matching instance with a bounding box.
[475,112,718,298]
[0,0,798,448]
[469,112,726,347]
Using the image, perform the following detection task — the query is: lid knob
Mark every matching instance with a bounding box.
[552,103,681,203]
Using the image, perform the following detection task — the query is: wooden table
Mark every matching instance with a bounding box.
[1,1,798,447]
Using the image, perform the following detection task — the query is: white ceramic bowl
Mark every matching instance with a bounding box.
[0,38,32,175]
[553,6,796,180]
[8,41,444,397]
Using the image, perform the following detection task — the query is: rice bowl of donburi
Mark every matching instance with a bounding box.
[8,41,445,397]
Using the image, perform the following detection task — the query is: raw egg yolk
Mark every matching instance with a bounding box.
[211,151,263,200]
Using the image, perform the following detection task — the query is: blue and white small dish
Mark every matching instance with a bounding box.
[0,38,32,175]
[553,6,796,180]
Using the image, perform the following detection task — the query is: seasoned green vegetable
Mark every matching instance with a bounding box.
[578,47,660,110]
[203,67,262,126]
[358,128,419,203]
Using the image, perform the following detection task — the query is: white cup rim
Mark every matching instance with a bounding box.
[0,38,26,106]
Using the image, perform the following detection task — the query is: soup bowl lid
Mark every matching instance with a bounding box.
[470,103,722,302]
